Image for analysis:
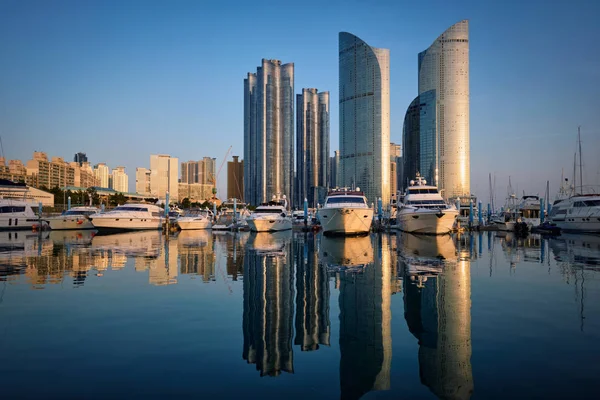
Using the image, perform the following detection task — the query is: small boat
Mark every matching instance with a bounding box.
[176,208,213,230]
[316,188,373,236]
[531,221,561,235]
[246,195,292,232]
[90,203,163,232]
[212,198,250,230]
[45,206,99,230]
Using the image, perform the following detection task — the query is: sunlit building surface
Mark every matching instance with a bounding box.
[150,154,179,202]
[339,32,390,206]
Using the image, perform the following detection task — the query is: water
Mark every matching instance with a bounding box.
[1,229,599,399]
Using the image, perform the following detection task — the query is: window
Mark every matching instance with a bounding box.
[326,196,366,205]
[0,206,26,213]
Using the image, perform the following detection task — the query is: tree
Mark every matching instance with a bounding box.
[108,192,127,206]
[180,197,191,209]
[86,187,100,206]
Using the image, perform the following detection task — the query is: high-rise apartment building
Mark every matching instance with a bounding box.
[70,161,98,188]
[74,152,88,166]
[93,163,110,188]
[296,89,330,208]
[404,20,469,199]
[339,33,390,206]
[26,153,75,189]
[244,59,294,206]
[181,161,199,184]
[198,157,216,186]
[329,150,340,190]
[227,156,244,200]
[135,167,151,195]
[150,154,179,201]
[389,143,402,199]
[111,166,129,193]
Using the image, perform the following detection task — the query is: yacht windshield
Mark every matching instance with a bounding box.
[0,206,26,213]
[254,209,284,214]
[64,210,96,216]
[113,206,149,212]
[326,196,365,205]
[408,188,439,194]
[406,200,447,206]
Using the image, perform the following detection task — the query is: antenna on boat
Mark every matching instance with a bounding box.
[578,126,583,194]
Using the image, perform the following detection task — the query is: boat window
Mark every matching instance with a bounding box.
[574,201,585,207]
[253,209,285,214]
[406,200,446,206]
[584,200,600,207]
[114,206,149,212]
[408,188,438,194]
[0,206,26,213]
[326,196,366,205]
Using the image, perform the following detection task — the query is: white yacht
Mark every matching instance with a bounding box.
[89,203,163,232]
[176,209,213,230]
[519,195,541,228]
[394,174,458,234]
[454,195,479,228]
[246,196,292,232]
[45,206,99,230]
[212,199,250,230]
[548,194,600,233]
[316,188,373,235]
[0,199,46,231]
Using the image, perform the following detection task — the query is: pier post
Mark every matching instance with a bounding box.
[540,198,545,223]
[304,198,308,228]
[68,196,71,210]
[478,201,483,227]
[233,198,237,229]
[38,202,43,231]
[165,191,170,234]
[487,203,491,223]
[213,201,217,223]
[469,199,474,229]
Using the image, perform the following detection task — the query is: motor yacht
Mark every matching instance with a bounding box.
[548,194,600,233]
[316,188,373,235]
[519,195,541,228]
[246,195,292,232]
[212,199,250,230]
[176,208,213,230]
[394,174,458,234]
[45,206,99,230]
[89,203,163,232]
[0,199,46,231]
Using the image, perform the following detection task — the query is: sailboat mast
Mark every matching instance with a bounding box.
[573,152,577,195]
[578,126,583,194]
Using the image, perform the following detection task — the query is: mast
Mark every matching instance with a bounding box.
[573,152,577,195]
[578,126,583,194]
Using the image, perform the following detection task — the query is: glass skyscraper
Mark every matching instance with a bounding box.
[244,59,294,206]
[416,20,470,199]
[339,33,390,206]
[296,88,330,208]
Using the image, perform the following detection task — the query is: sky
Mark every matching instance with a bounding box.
[1,0,599,205]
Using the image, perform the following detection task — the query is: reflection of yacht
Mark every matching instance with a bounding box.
[176,209,212,230]
[247,231,292,256]
[91,230,162,258]
[548,195,600,233]
[317,188,373,235]
[90,203,163,232]
[398,233,457,279]
[0,199,44,231]
[0,231,52,279]
[395,174,458,234]
[45,206,99,230]
[49,229,96,246]
[549,233,600,267]
[319,235,374,272]
[176,229,211,247]
[246,196,292,232]
[212,199,250,230]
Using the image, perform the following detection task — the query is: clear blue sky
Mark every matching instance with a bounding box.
[1,0,599,204]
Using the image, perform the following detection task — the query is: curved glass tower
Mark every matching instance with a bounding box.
[339,32,390,206]
[418,20,469,199]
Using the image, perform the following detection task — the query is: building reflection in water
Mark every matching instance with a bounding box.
[177,230,214,282]
[242,231,295,376]
[320,234,394,399]
[400,233,473,400]
[294,233,330,351]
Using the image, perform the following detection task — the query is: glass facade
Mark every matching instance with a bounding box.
[296,89,330,208]
[339,33,390,206]
[244,59,294,206]
[418,20,470,199]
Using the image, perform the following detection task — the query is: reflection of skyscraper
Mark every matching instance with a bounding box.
[242,236,294,376]
[178,231,215,282]
[338,235,392,399]
[294,234,330,351]
[403,245,473,399]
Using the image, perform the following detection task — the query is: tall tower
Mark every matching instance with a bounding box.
[150,154,179,201]
[296,88,330,207]
[244,59,294,206]
[339,32,390,206]
[417,20,470,199]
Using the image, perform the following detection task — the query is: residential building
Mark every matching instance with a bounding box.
[74,152,88,166]
[136,167,151,195]
[296,88,330,207]
[329,150,340,190]
[112,166,129,193]
[390,143,402,198]
[178,183,214,203]
[69,161,98,188]
[244,58,294,206]
[93,163,110,188]
[150,154,179,201]
[339,33,390,206]
[408,20,469,199]
[181,161,199,184]
[26,152,75,189]
[227,156,244,200]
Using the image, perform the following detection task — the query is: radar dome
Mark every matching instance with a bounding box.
[355,187,360,191]
[410,180,415,185]
[422,179,427,185]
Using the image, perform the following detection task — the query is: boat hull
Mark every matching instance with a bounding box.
[177,218,211,230]
[395,209,457,234]
[246,217,292,232]
[90,217,163,232]
[46,216,95,230]
[317,207,373,235]
[552,219,600,233]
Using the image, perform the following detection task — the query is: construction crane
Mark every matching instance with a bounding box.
[208,145,232,203]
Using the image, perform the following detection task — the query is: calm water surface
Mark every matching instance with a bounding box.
[1,229,599,399]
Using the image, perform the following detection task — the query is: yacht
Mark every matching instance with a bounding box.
[519,195,541,228]
[176,208,213,230]
[316,188,373,235]
[246,195,292,232]
[89,203,163,232]
[548,194,600,233]
[0,199,46,231]
[45,206,99,230]
[212,199,250,230]
[394,174,458,234]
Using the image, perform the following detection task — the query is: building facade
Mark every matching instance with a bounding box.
[26,153,76,189]
[181,161,199,184]
[339,33,390,206]
[227,156,244,201]
[178,183,214,203]
[296,89,330,207]
[329,150,340,190]
[390,143,402,197]
[150,154,179,201]
[135,167,151,195]
[93,163,110,188]
[111,166,129,193]
[74,152,88,166]
[417,20,470,199]
[244,59,294,206]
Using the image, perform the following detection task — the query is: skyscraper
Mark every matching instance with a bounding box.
[403,89,436,187]
[390,143,402,197]
[406,20,469,199]
[329,150,340,190]
[111,166,129,193]
[339,33,390,206]
[227,155,244,200]
[181,161,199,184]
[244,59,294,206]
[296,88,330,208]
[135,167,151,195]
[150,154,179,201]
[93,163,110,188]
[73,152,87,166]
